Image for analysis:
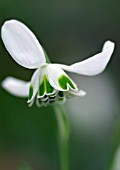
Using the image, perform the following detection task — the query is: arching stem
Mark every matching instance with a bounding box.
[54,104,70,170]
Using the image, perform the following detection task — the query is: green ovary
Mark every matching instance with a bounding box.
[58,75,76,90]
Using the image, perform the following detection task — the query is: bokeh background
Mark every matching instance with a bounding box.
[0,0,120,170]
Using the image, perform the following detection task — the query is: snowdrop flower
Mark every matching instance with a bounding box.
[1,20,115,107]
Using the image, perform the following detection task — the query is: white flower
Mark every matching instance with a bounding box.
[1,19,115,107]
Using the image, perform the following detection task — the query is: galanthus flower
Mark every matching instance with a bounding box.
[1,19,115,107]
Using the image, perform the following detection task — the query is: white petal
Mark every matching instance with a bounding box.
[1,19,46,69]
[27,68,41,103]
[2,77,30,97]
[47,64,78,91]
[57,41,115,76]
[68,89,86,97]
[65,89,86,99]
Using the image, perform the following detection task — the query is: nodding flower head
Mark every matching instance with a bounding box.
[1,19,115,107]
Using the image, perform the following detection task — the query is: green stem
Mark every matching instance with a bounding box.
[42,46,70,170]
[108,117,120,170]
[42,47,51,63]
[54,104,70,170]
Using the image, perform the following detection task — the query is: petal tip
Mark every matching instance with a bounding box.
[68,89,87,97]
[1,76,30,97]
[2,19,19,26]
[1,77,11,89]
[1,19,46,69]
[103,40,115,51]
[81,90,87,96]
[1,19,16,32]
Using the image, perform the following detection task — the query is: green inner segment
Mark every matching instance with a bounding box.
[58,75,76,90]
[58,91,64,98]
[39,80,44,96]
[38,75,54,96]
[28,85,33,100]
[46,77,54,93]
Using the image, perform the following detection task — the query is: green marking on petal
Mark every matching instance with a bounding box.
[45,76,54,94]
[28,85,33,100]
[38,75,54,97]
[58,75,76,90]
[38,79,45,96]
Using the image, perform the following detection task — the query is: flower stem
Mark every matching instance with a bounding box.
[43,46,70,170]
[54,104,70,170]
[42,47,51,64]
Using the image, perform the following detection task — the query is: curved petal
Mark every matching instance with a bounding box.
[65,89,86,99]
[1,19,46,69]
[47,64,78,91]
[68,89,86,97]
[57,41,115,76]
[2,77,30,97]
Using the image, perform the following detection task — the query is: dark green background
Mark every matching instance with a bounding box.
[0,0,119,169]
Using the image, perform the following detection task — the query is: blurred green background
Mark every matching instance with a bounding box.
[0,0,120,169]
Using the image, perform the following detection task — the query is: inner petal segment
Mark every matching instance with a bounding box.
[38,74,54,98]
[58,74,76,90]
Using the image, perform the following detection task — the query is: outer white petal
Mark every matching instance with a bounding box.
[47,64,78,91]
[1,19,46,69]
[57,41,115,76]
[2,77,30,97]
